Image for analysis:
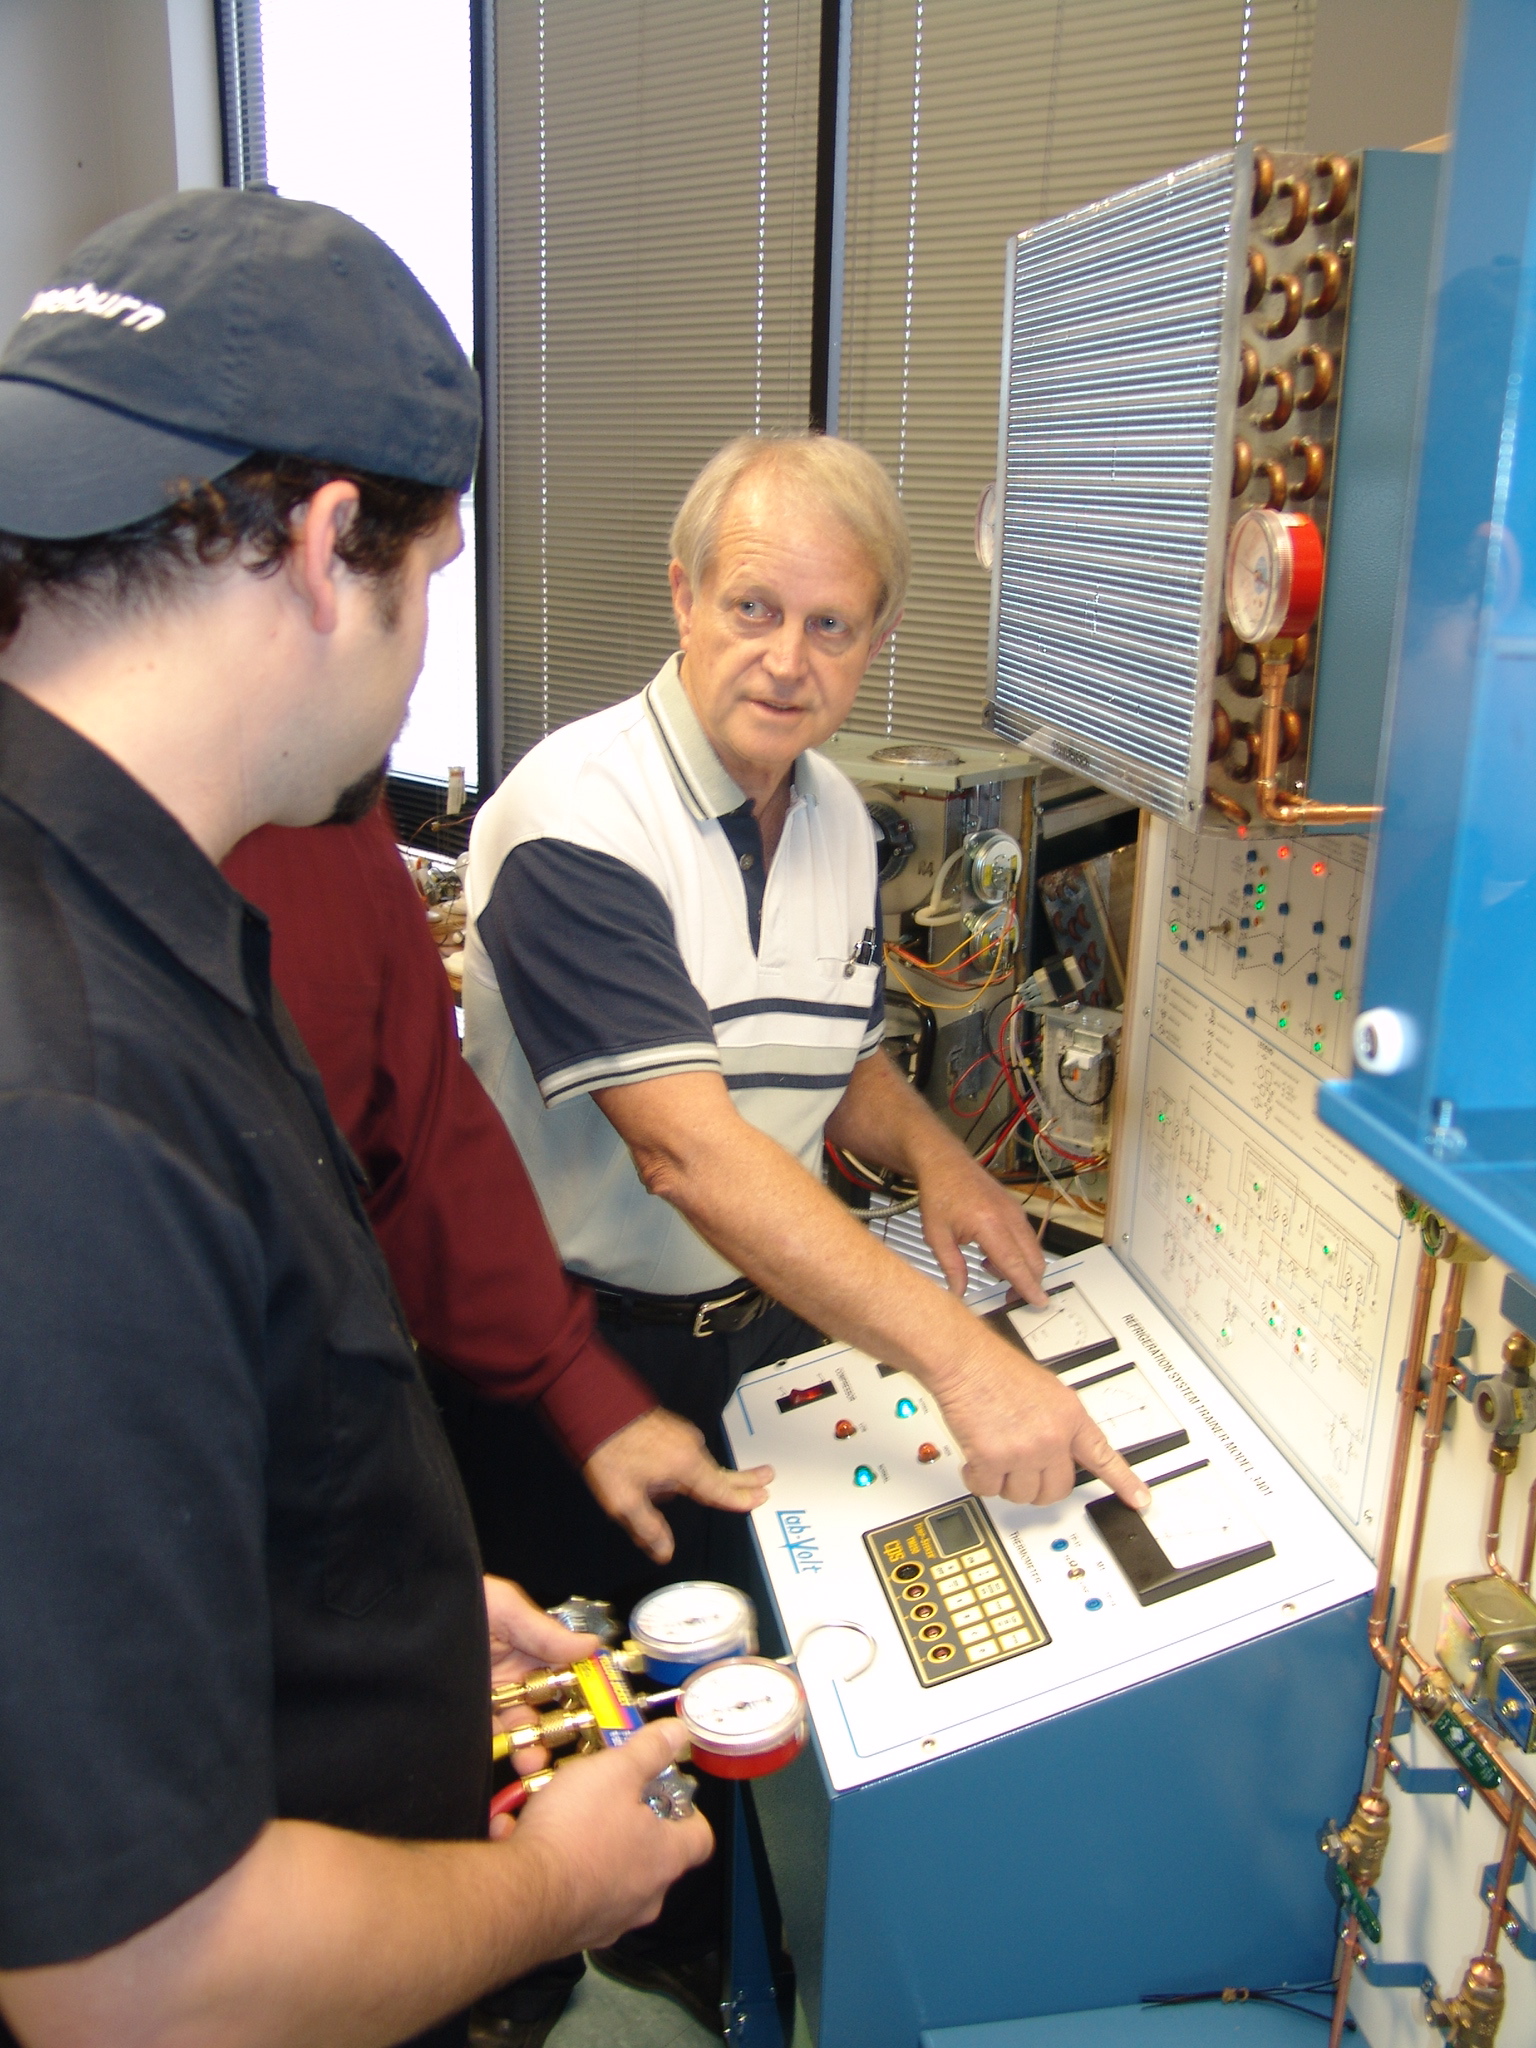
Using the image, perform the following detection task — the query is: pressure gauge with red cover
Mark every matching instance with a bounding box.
[1223,507,1324,646]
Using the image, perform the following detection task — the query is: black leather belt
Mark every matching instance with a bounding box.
[585,1278,770,1340]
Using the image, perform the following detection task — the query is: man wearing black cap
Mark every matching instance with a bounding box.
[0,191,709,2048]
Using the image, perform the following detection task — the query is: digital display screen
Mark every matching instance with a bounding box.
[927,1504,977,1555]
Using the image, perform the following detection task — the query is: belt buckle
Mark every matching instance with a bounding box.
[693,1286,749,1339]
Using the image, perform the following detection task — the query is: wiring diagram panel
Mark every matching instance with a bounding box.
[1123,825,1417,1550]
[1156,830,1369,1074]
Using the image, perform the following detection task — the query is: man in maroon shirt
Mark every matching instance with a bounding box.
[224,797,772,1557]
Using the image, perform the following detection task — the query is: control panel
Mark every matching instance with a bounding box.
[865,1496,1049,1684]
[1116,816,1420,1547]
[726,1244,1372,1792]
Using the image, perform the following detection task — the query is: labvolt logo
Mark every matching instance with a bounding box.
[776,1508,823,1575]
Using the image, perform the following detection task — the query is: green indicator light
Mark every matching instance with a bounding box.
[1220,1328,1230,1340]
[1296,1327,1304,1338]
[1169,920,1180,934]
[1214,1223,1223,1235]
[1277,1016,1288,1029]
[1312,1040,1324,1053]
[1323,1244,1333,1257]
[1157,1111,1166,1123]
[1186,1194,1194,1205]
[1333,989,1345,1001]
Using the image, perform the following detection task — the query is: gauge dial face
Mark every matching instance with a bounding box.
[631,1582,752,1654]
[680,1658,804,1750]
[1223,507,1323,645]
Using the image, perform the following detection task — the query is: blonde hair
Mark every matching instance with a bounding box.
[668,434,909,636]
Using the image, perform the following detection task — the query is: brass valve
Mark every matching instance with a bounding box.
[1334,1790,1392,1892]
[491,1706,596,1762]
[1429,1957,1505,2047]
[491,1666,575,1712]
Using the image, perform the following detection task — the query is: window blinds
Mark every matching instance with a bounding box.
[490,0,822,771]
[836,0,1315,744]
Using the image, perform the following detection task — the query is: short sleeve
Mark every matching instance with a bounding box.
[0,1094,273,1968]
[477,838,722,1106]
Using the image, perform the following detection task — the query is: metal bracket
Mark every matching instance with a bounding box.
[1478,1854,1536,1960]
[1356,1951,1435,1993]
[1387,1742,1474,1802]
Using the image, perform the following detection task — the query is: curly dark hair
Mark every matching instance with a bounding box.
[0,453,457,649]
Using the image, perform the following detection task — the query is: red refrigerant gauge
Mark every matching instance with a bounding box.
[677,1657,808,1780]
[1223,507,1324,645]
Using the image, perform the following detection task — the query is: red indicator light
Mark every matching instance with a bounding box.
[1277,844,1292,860]
[1236,825,1248,839]
[1312,860,1328,876]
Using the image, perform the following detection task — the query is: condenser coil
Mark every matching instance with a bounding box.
[987,150,1244,823]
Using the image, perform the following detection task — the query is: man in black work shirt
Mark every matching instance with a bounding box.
[0,193,708,2048]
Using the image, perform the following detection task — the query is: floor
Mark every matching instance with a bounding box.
[543,1967,815,2048]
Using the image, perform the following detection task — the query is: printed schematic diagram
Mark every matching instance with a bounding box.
[1121,824,1416,1548]
[1156,828,1368,1073]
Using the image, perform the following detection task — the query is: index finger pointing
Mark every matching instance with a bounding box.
[1075,1431,1152,1512]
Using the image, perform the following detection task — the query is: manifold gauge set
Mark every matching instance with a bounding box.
[486,1581,809,1821]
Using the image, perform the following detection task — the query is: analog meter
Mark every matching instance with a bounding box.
[1223,508,1324,645]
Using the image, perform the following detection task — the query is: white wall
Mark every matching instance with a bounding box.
[1307,0,1461,152]
[0,0,220,336]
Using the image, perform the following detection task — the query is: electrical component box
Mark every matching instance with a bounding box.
[1436,1574,1536,1709]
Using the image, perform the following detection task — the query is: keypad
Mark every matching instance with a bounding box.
[865,1496,1050,1687]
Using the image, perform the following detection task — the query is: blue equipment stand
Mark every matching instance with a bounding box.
[750,1589,1376,2048]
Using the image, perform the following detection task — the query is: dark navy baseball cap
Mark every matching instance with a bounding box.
[0,187,482,540]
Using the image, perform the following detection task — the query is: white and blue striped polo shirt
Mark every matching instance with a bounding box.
[462,656,883,1296]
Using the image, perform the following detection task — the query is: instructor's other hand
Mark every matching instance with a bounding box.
[938,1341,1152,1512]
[583,1407,774,1564]
[916,1154,1049,1307]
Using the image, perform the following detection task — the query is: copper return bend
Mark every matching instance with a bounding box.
[1205,786,1250,826]
[1256,649,1382,825]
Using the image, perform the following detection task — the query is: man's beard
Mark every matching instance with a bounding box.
[325,759,390,826]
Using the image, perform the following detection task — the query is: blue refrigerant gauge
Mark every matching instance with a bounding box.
[628,1581,757,1684]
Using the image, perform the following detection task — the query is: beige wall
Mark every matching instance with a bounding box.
[0,0,220,333]
[1307,0,1461,153]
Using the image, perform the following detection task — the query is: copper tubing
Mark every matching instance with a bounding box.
[1217,621,1240,674]
[1276,706,1303,762]
[1288,437,1327,499]
[1297,344,1336,409]
[1257,459,1288,511]
[1312,156,1353,223]
[1209,702,1232,761]
[1366,1248,1439,1652]
[1206,786,1249,825]
[1229,648,1262,699]
[1262,273,1303,338]
[1327,1930,1361,2048]
[1487,1465,1515,1581]
[1228,723,1259,782]
[1306,248,1344,318]
[1486,1792,1527,1952]
[1268,176,1312,244]
[1256,652,1383,824]
[1238,344,1261,406]
[1288,630,1312,674]
[1369,1258,1465,1794]
[1246,248,1267,312]
[1521,1475,1536,1589]
[1256,367,1295,431]
[1252,148,1275,216]
[1232,438,1254,497]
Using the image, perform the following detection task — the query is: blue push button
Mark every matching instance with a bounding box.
[895,1397,917,1419]
[1051,1538,1069,1553]
[853,1465,876,1487]
[1085,1597,1104,1612]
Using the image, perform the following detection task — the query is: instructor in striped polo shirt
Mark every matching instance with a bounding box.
[459,433,1150,2025]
